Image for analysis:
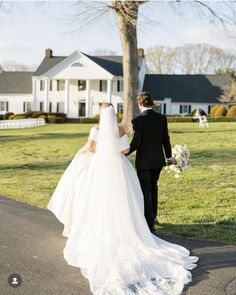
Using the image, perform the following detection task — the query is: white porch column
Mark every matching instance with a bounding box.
[32,78,37,110]
[44,78,49,112]
[107,79,113,103]
[86,79,91,117]
[64,79,69,115]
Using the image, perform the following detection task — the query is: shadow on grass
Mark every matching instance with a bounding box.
[0,132,88,142]
[171,129,236,134]
[0,160,71,171]
[155,223,236,292]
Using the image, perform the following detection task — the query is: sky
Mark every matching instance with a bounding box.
[0,1,236,67]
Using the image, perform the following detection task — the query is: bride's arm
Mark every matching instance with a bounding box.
[78,125,98,154]
[118,127,130,155]
[78,139,96,154]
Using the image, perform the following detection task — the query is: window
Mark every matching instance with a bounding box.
[163,103,166,115]
[56,80,65,91]
[40,101,44,111]
[78,80,86,91]
[99,80,107,92]
[117,80,123,92]
[49,80,53,91]
[0,101,8,112]
[117,103,123,114]
[208,105,211,114]
[79,102,86,117]
[56,102,65,113]
[40,80,45,91]
[23,102,32,112]
[180,104,191,114]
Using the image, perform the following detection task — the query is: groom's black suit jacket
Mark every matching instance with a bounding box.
[127,109,172,170]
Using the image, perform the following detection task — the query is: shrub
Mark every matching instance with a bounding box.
[116,113,123,123]
[39,115,48,123]
[210,105,220,117]
[24,111,34,118]
[226,105,236,117]
[207,117,236,122]
[4,112,14,120]
[31,111,47,118]
[0,114,4,120]
[167,116,193,123]
[214,105,227,117]
[79,117,99,123]
[48,112,67,118]
[48,115,66,123]
[9,114,27,119]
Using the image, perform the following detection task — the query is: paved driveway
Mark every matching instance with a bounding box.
[1,196,235,295]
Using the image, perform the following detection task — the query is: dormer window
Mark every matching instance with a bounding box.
[72,62,83,67]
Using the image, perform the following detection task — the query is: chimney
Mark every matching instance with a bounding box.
[45,48,53,58]
[138,48,144,58]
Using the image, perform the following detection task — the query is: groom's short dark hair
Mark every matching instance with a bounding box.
[137,92,153,107]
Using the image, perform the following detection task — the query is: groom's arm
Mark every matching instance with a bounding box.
[162,116,172,159]
[126,117,142,155]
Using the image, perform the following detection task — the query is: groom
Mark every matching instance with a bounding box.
[127,91,174,232]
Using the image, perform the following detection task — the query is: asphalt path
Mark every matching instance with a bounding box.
[1,195,236,295]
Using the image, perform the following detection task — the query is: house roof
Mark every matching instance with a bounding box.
[143,74,230,103]
[34,56,67,76]
[0,71,33,94]
[34,52,143,77]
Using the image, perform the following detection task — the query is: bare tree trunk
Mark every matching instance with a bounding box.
[111,1,145,133]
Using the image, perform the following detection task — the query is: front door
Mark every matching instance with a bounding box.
[79,102,86,117]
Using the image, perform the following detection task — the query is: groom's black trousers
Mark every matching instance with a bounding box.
[137,168,162,229]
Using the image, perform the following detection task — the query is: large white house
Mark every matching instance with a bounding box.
[0,48,230,117]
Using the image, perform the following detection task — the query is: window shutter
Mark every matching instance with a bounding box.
[40,102,43,111]
[117,80,120,92]
[57,80,60,91]
[99,80,103,92]
[163,103,166,115]
[6,101,9,112]
[180,105,182,113]
[23,102,26,112]
[56,102,59,112]
[188,105,192,114]
[49,102,52,113]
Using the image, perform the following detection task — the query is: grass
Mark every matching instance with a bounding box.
[0,122,236,244]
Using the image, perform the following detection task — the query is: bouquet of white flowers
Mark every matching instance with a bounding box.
[165,144,190,178]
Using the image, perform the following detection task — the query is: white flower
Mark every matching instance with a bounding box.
[165,144,190,179]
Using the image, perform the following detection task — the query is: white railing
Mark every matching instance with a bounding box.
[0,118,46,129]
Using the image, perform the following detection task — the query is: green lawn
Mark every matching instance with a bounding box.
[0,122,236,244]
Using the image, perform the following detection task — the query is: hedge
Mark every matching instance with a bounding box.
[226,105,236,117]
[214,105,227,117]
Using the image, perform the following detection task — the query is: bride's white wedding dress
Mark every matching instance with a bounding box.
[47,106,198,295]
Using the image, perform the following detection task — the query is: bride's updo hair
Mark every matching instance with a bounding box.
[100,102,113,109]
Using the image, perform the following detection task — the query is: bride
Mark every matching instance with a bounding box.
[47,103,198,295]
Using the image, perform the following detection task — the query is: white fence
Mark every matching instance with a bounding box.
[0,118,46,129]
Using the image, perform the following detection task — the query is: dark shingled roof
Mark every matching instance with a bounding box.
[82,53,123,76]
[143,74,230,103]
[34,52,144,76]
[34,56,67,76]
[0,71,33,94]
